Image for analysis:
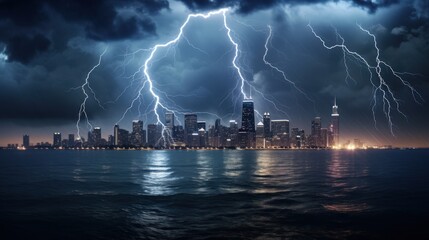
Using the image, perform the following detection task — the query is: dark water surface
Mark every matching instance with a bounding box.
[1,149,428,239]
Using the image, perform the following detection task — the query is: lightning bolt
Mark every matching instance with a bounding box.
[77,9,293,147]
[308,23,423,135]
[263,25,312,101]
[75,47,108,140]
[333,27,357,85]
[117,8,258,147]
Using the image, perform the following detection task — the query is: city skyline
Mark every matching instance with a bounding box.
[0,1,428,147]
[1,96,426,148]
[4,98,383,149]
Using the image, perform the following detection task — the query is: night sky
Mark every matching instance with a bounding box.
[0,0,428,147]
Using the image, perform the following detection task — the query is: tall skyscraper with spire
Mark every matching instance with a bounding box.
[331,97,340,146]
[241,98,255,132]
[239,98,256,148]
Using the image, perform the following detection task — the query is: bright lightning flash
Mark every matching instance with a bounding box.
[118,8,260,147]
[263,25,312,101]
[76,8,292,147]
[308,24,423,135]
[75,48,108,140]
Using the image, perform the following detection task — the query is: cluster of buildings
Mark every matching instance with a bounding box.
[15,98,341,150]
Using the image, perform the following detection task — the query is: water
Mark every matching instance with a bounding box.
[1,149,428,239]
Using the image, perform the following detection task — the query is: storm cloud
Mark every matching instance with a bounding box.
[0,0,428,147]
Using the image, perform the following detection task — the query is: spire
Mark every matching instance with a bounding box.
[332,97,338,115]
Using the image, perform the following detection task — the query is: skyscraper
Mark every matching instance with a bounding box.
[331,98,340,146]
[53,132,61,147]
[184,114,197,146]
[93,127,101,146]
[23,134,30,148]
[114,124,119,146]
[241,99,255,132]
[228,120,238,147]
[165,112,174,132]
[256,122,265,148]
[147,124,162,148]
[271,119,290,147]
[239,98,256,148]
[321,128,328,147]
[131,120,145,147]
[197,121,206,131]
[311,117,322,147]
[118,128,129,146]
[263,112,271,138]
[173,125,185,143]
[68,134,75,147]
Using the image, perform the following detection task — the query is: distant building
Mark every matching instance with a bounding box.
[321,128,328,148]
[147,124,162,148]
[331,98,340,146]
[23,134,30,148]
[53,132,61,147]
[88,127,101,147]
[184,114,198,146]
[263,112,271,138]
[354,138,363,148]
[240,98,256,148]
[228,120,238,147]
[197,121,206,131]
[108,135,114,146]
[311,117,322,147]
[256,122,265,148]
[114,124,120,146]
[271,119,290,147]
[93,127,101,146]
[68,134,75,147]
[241,99,255,133]
[131,120,145,147]
[198,128,206,147]
[297,129,305,148]
[118,128,129,147]
[112,124,129,147]
[173,125,185,144]
[165,112,175,134]
[290,128,299,148]
[190,132,199,147]
[210,119,222,147]
[238,130,248,148]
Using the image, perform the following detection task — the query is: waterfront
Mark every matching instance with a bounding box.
[1,149,428,239]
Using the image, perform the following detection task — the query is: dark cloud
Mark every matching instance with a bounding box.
[350,0,398,13]
[0,0,169,63]
[176,0,399,14]
[0,0,47,27]
[413,0,429,18]
[47,0,167,40]
[0,0,428,147]
[4,34,50,63]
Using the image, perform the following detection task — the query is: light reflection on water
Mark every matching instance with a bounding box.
[141,151,175,195]
[324,150,370,212]
[223,151,244,178]
[1,149,428,239]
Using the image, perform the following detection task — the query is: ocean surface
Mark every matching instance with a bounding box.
[0,149,428,239]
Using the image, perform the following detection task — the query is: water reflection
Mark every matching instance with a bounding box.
[72,159,84,182]
[196,151,213,182]
[99,164,111,181]
[252,151,302,194]
[324,151,370,213]
[194,151,215,193]
[223,151,244,178]
[141,151,176,195]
